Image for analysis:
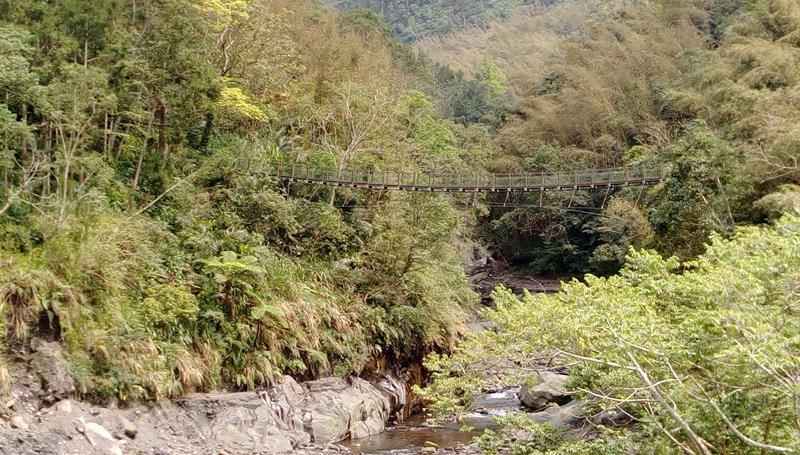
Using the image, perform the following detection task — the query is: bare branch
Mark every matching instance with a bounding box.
[626,351,713,455]
[691,382,794,453]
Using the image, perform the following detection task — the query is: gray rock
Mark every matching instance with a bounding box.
[591,407,632,427]
[29,339,76,401]
[82,421,123,455]
[468,271,489,284]
[83,421,115,441]
[0,371,404,453]
[9,415,27,430]
[530,399,588,428]
[263,434,294,453]
[202,394,303,451]
[519,372,571,411]
[53,399,73,414]
[465,243,491,270]
[118,415,137,438]
[304,406,350,443]
[300,376,394,443]
[350,421,370,440]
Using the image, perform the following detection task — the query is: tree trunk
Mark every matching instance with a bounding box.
[130,144,146,209]
[103,112,109,156]
[109,116,121,158]
[199,112,214,153]
[329,186,337,206]
[130,117,154,208]
[329,164,345,206]
[627,352,712,455]
[20,104,28,154]
[59,147,71,227]
[157,103,166,157]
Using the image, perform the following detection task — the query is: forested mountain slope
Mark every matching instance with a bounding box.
[415,0,593,97]
[319,0,550,42]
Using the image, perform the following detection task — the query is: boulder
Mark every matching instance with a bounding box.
[591,407,633,427]
[176,374,398,449]
[53,399,73,414]
[9,415,27,430]
[530,400,588,428]
[263,434,294,453]
[81,421,123,455]
[519,372,571,411]
[350,414,385,440]
[118,415,137,439]
[29,339,76,402]
[465,243,491,270]
[201,393,307,451]
[376,373,406,415]
[302,376,394,443]
[269,376,306,411]
[303,406,350,443]
[84,421,114,440]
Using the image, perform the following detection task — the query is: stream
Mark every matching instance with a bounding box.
[342,388,524,454]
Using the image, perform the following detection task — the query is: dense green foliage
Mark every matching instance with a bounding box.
[422,211,800,453]
[0,0,480,401]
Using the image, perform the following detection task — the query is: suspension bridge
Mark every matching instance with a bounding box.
[265,162,663,193]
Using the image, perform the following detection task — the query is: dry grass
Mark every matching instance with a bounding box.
[415,1,602,98]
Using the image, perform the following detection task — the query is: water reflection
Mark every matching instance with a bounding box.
[342,388,523,454]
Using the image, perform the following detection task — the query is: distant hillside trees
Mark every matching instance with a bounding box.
[321,0,554,41]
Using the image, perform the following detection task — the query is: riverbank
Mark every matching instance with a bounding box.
[0,356,409,454]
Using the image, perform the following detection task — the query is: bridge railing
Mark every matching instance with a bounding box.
[264,161,662,189]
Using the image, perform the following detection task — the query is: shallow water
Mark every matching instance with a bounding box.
[341,388,523,454]
[341,414,476,454]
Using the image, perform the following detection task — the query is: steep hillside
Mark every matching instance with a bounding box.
[406,0,800,273]
[415,0,593,97]
[320,0,546,41]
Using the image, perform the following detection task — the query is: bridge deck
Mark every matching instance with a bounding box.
[266,162,662,193]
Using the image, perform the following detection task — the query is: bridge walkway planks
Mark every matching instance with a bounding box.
[265,162,662,193]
